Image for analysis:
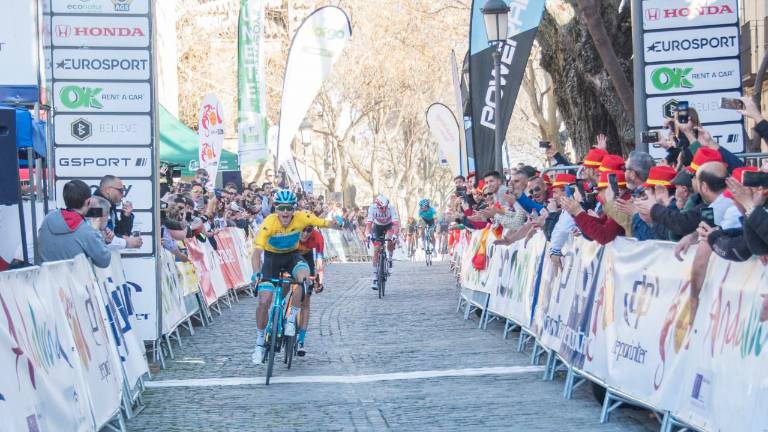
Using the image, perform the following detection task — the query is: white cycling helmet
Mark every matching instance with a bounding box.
[374,195,389,208]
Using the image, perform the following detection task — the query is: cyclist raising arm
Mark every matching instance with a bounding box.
[364,195,400,289]
[251,190,341,364]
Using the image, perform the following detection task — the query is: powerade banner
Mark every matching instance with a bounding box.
[276,6,351,182]
[468,0,546,177]
[237,0,270,168]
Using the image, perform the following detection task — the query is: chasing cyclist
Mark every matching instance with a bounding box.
[417,198,437,253]
[295,225,324,356]
[405,216,418,257]
[250,190,341,364]
[364,195,400,289]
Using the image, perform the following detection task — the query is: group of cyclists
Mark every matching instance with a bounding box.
[249,189,443,367]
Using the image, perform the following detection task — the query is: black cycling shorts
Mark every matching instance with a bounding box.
[301,251,316,276]
[422,218,435,227]
[372,223,393,240]
[261,251,308,283]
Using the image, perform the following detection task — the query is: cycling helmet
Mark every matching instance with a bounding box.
[273,189,297,205]
[374,195,389,208]
[418,198,430,208]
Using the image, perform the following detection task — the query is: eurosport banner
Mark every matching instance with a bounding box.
[237,0,270,168]
[198,93,225,188]
[426,103,462,176]
[276,6,351,182]
[450,51,469,176]
[0,1,39,103]
[468,0,546,177]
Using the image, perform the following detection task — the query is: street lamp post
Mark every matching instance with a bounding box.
[481,0,510,174]
[299,118,313,184]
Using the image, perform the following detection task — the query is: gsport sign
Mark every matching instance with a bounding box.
[52,16,149,48]
[642,0,737,31]
[643,26,738,63]
[54,82,151,113]
[55,147,152,177]
[53,49,150,80]
[644,58,741,95]
[51,0,149,15]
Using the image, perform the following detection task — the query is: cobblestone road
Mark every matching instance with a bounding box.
[127,261,657,431]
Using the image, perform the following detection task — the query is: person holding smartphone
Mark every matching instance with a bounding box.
[561,170,629,245]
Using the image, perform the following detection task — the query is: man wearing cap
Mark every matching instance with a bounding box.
[542,173,576,241]
[623,165,677,241]
[561,170,630,245]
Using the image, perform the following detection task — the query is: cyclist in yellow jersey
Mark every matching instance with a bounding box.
[250,189,341,364]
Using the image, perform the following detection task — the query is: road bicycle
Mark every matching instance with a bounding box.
[422,224,435,267]
[261,274,312,385]
[370,236,393,299]
[406,233,417,261]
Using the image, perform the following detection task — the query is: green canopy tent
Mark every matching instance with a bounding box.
[159,105,239,178]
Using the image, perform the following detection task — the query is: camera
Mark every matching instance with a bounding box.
[743,171,768,188]
[720,97,744,111]
[676,101,689,124]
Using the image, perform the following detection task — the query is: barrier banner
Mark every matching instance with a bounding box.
[582,238,693,407]
[176,261,200,296]
[184,238,228,306]
[159,249,189,334]
[0,267,94,432]
[229,228,254,280]
[54,258,124,428]
[672,256,768,431]
[459,227,495,294]
[93,255,149,388]
[213,230,248,289]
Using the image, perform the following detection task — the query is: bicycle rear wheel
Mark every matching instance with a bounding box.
[284,333,295,369]
[265,311,279,385]
[378,250,387,298]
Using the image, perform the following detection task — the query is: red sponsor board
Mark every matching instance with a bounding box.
[184,238,217,305]
[214,230,247,290]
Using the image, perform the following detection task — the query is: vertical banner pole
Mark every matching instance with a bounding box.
[631,0,647,152]
[493,47,503,173]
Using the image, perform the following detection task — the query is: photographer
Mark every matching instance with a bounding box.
[38,180,111,268]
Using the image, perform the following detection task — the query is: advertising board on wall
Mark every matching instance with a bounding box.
[51,0,160,341]
[640,0,744,159]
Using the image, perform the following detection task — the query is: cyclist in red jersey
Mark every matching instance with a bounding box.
[294,226,325,355]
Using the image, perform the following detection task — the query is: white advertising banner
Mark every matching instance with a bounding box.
[119,257,160,341]
[450,50,468,176]
[52,49,151,80]
[54,81,152,113]
[159,249,189,335]
[426,103,462,176]
[642,0,738,31]
[0,1,39,103]
[54,114,153,145]
[647,121,744,159]
[198,93,225,188]
[276,6,352,180]
[54,146,153,178]
[52,0,150,15]
[643,27,739,63]
[644,58,741,95]
[459,228,496,295]
[52,16,150,48]
[55,179,155,211]
[645,90,742,127]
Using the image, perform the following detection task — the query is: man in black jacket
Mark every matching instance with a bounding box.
[94,175,142,249]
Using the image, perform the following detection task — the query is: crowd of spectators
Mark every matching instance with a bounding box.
[445,96,768,270]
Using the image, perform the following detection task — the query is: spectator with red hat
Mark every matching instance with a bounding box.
[620,165,677,241]
[561,170,630,245]
[543,173,576,241]
[727,162,768,257]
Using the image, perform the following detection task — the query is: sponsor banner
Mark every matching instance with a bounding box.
[426,103,462,176]
[52,0,150,14]
[276,6,352,181]
[458,227,496,295]
[646,90,742,127]
[54,82,151,113]
[52,16,150,48]
[213,230,248,290]
[55,179,153,210]
[51,257,124,428]
[582,238,693,410]
[53,49,151,80]
[647,121,744,159]
[642,0,738,31]
[0,267,95,432]
[119,257,159,341]
[159,248,189,334]
[54,114,152,145]
[55,146,152,178]
[643,26,739,63]
[184,237,228,306]
[198,93,225,188]
[0,1,39,103]
[238,0,270,166]
[176,261,200,296]
[672,258,768,431]
[468,0,547,177]
[92,253,149,384]
[450,51,468,176]
[644,58,741,95]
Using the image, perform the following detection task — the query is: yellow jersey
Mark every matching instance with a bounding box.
[254,211,330,253]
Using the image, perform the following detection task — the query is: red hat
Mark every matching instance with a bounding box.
[599,154,626,172]
[687,147,723,173]
[643,165,677,188]
[542,173,552,185]
[552,173,577,188]
[597,170,627,189]
[476,179,486,191]
[723,166,759,199]
[583,148,608,168]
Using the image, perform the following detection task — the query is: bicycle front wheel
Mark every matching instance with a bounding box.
[378,251,387,298]
[265,312,279,385]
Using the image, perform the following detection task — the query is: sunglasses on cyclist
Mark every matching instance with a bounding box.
[483,193,494,197]
[275,205,295,212]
